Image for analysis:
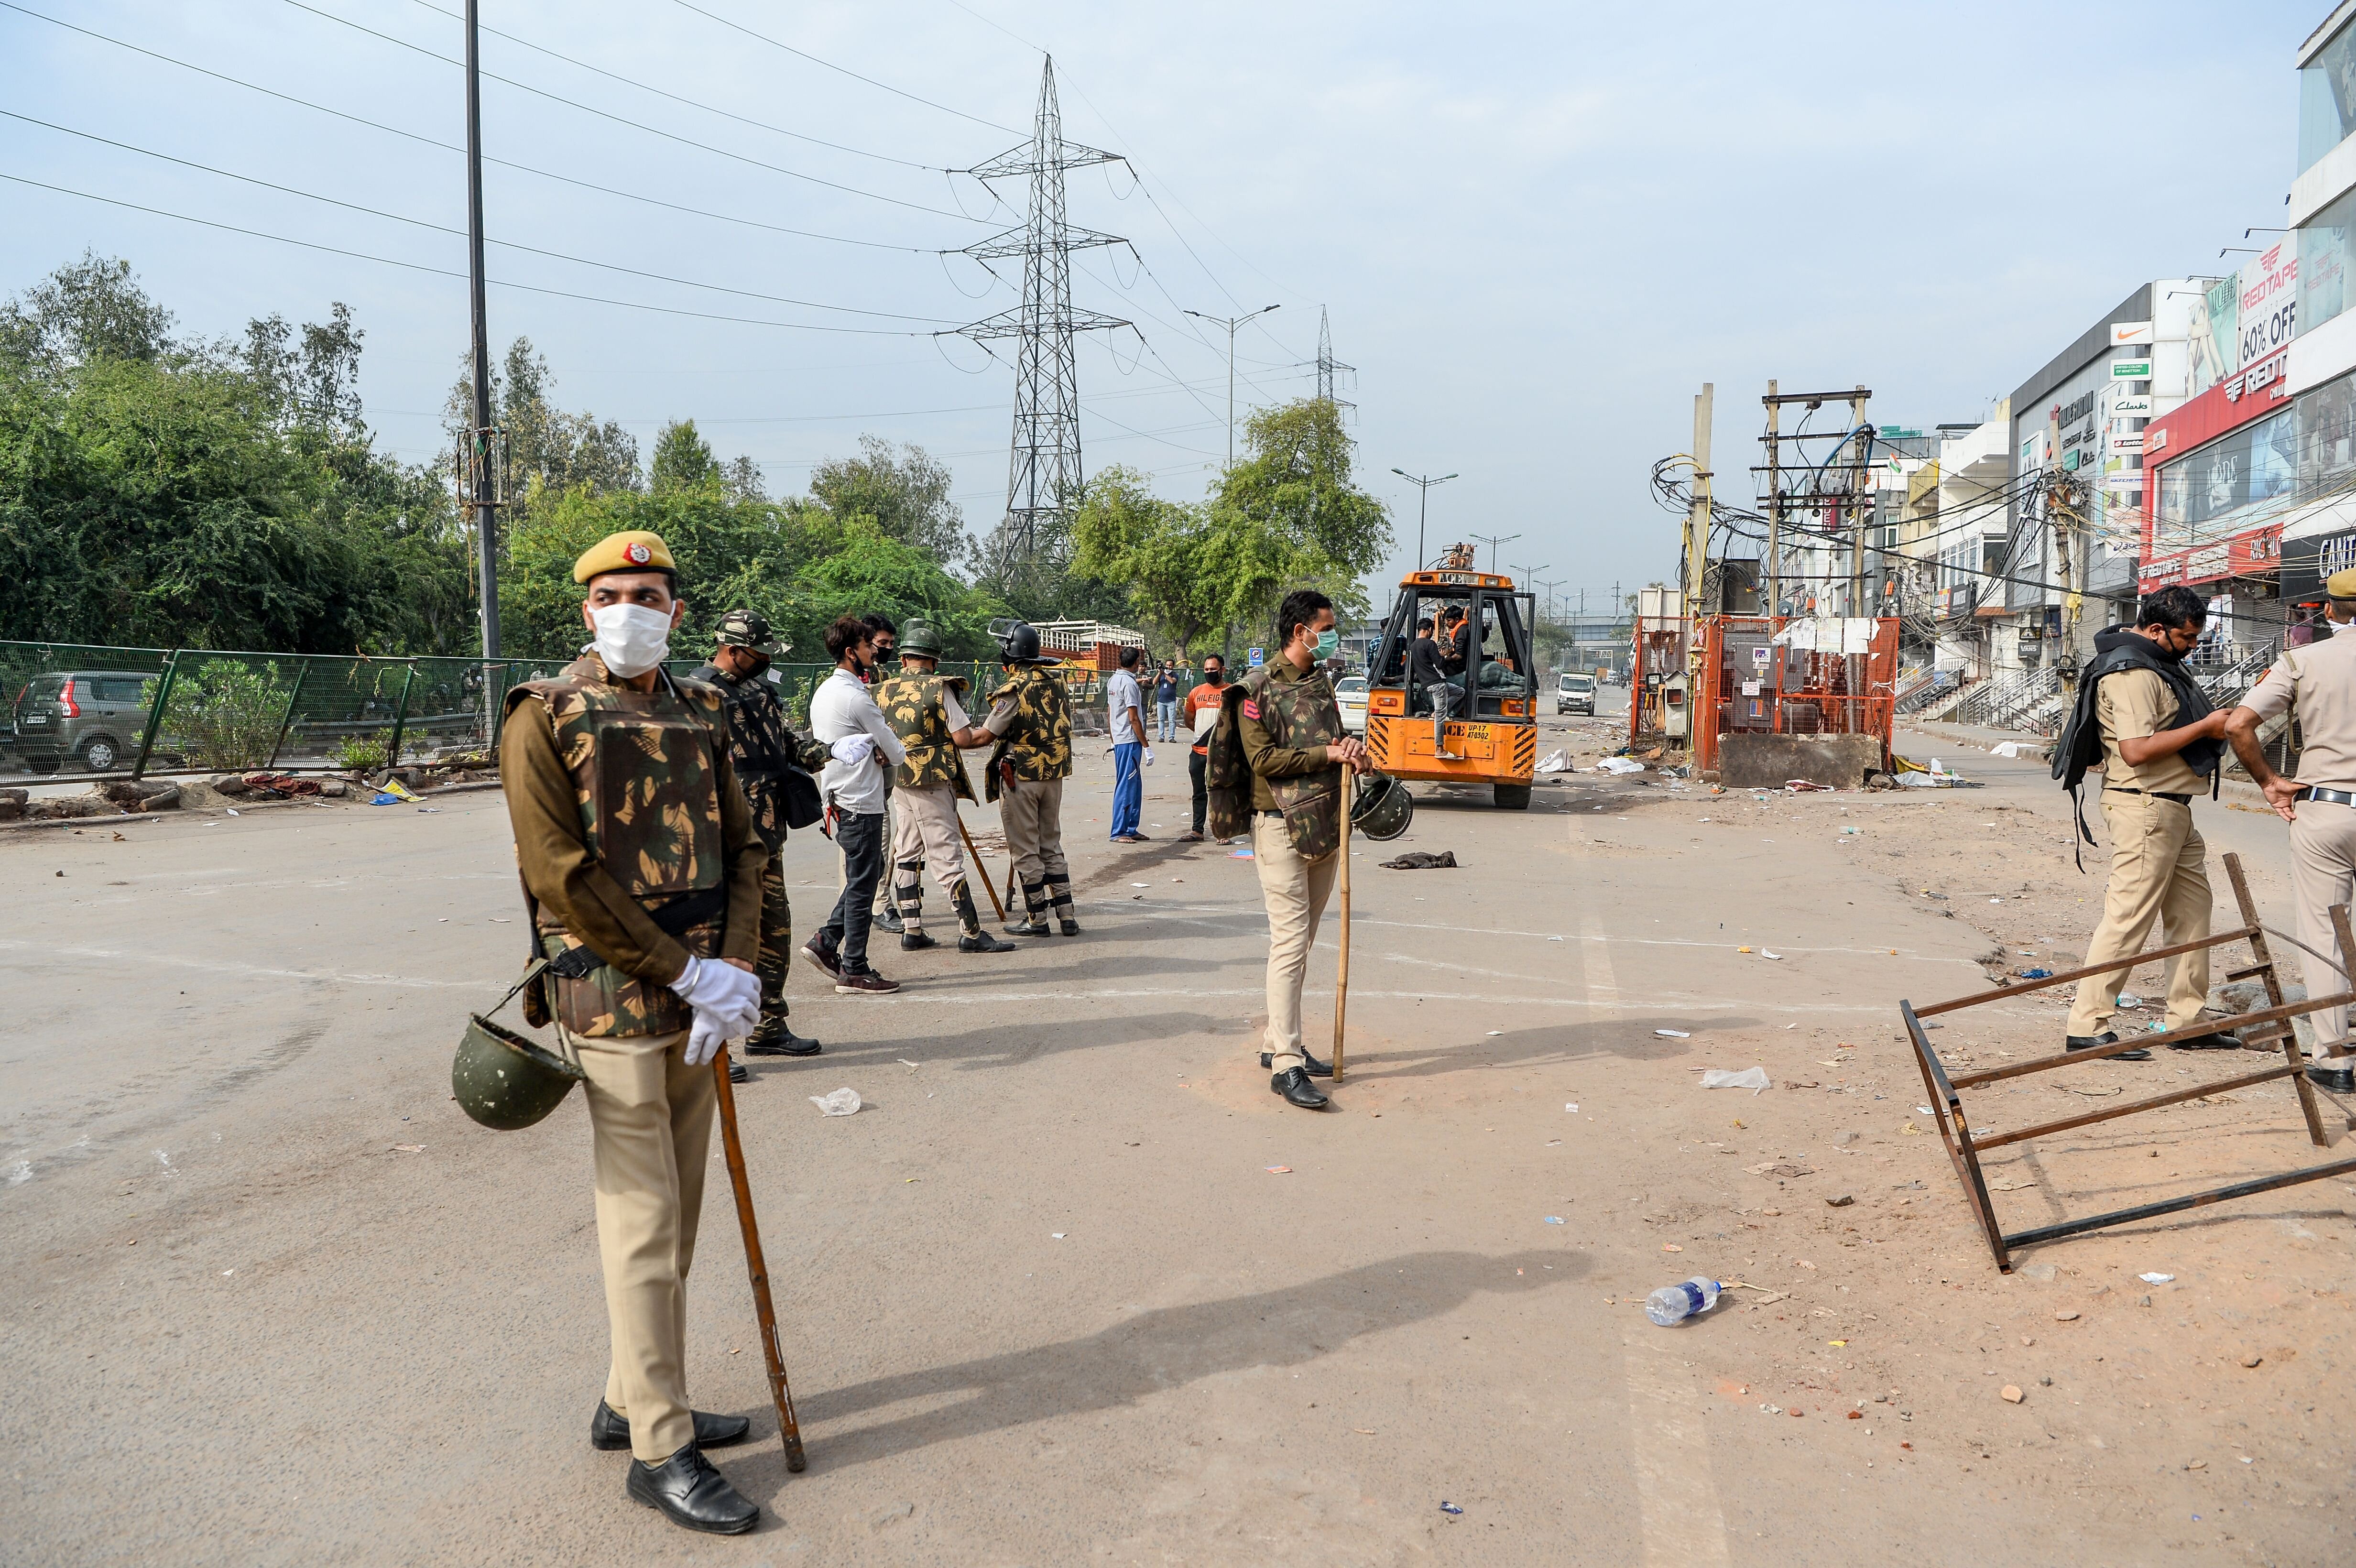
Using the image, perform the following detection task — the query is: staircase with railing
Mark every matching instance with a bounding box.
[1950,665,2060,730]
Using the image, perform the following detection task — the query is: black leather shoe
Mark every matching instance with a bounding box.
[727,1060,749,1084]
[1058,916,1082,936]
[1261,1050,1333,1078]
[591,1401,752,1452]
[1271,1066,1331,1109]
[743,1026,821,1057]
[1005,915,1053,937]
[873,906,905,934]
[624,1443,759,1535]
[2307,1064,2356,1092]
[900,929,938,951]
[2066,1031,2151,1062]
[959,930,1017,953]
[2168,1031,2243,1051]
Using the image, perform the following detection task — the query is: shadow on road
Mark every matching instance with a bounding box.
[755,1247,1589,1482]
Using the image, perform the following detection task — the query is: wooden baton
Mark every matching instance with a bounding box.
[955,811,1007,924]
[1332,767,1354,1083]
[711,1049,807,1472]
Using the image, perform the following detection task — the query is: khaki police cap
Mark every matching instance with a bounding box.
[2327,568,2356,600]
[573,530,676,584]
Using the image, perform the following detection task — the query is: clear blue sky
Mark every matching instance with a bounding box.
[0,0,2332,610]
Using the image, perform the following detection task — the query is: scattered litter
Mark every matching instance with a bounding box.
[1486,1030,1503,1036]
[2117,991,2144,1008]
[1828,1339,1847,1347]
[1381,850,1457,870]
[2139,1272,2174,1284]
[1825,1194,1854,1208]
[1564,1103,1578,1113]
[1440,1503,1464,1516]
[1761,950,1784,960]
[225,808,240,817]
[808,1088,862,1117]
[1662,1243,1683,1252]
[1265,1165,1292,1174]
[1535,749,1571,773]
[897,1059,920,1069]
[1229,849,1254,859]
[1839,826,1861,835]
[1050,1233,1066,1240]
[1656,1028,1692,1039]
[1738,946,1753,954]
[1130,882,1150,888]
[1543,1215,1564,1224]
[2017,967,2053,980]
[1597,756,1646,775]
[2054,1310,2081,1321]
[1700,1066,1772,1092]
[222,1269,235,1277]
[1547,935,1565,942]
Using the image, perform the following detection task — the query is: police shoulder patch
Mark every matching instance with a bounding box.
[1241,699,1261,720]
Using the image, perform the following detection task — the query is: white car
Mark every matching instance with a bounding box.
[1335,674,1368,734]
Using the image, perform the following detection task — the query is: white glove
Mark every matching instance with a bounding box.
[1144,746,1155,766]
[830,733,877,766]
[674,956,761,1066]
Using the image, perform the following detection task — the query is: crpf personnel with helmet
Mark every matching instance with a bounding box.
[499,529,769,1535]
[860,613,906,935]
[2225,568,2356,1093]
[691,608,829,1062]
[1229,587,1369,1111]
[872,618,1018,954]
[2055,585,2239,1062]
[983,619,1082,936]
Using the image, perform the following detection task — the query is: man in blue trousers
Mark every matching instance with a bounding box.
[1107,644,1148,843]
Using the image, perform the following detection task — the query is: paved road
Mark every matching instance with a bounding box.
[2,720,2341,1564]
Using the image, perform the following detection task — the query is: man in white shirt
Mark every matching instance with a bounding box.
[803,615,908,994]
[1106,645,1149,842]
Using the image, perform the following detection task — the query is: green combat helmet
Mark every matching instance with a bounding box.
[1350,771,1415,842]
[715,607,783,654]
[899,618,947,660]
[451,961,589,1130]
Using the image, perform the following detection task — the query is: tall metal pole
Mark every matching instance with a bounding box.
[1686,383,1713,691]
[1185,305,1279,470]
[465,0,498,662]
[1391,470,1458,571]
[1848,386,1869,619]
[1764,380,1781,622]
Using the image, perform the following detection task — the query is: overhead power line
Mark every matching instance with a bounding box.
[0,112,957,324]
[0,173,931,336]
[0,2,935,252]
[668,0,1022,134]
[279,0,981,221]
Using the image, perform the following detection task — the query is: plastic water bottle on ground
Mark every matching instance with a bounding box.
[1645,1277,1721,1326]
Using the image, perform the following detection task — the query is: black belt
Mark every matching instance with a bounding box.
[2297,787,2356,806]
[1259,808,1285,818]
[545,885,729,979]
[2104,786,2192,805]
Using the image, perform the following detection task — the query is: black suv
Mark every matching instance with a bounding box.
[11,670,157,773]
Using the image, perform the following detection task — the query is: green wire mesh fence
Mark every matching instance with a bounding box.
[1,642,1020,785]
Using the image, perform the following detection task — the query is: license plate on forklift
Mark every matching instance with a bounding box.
[1402,722,1495,761]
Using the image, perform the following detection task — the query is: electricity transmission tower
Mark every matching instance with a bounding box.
[954,58,1129,573]
[1314,306,1354,414]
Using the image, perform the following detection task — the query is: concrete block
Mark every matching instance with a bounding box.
[1719,731,1884,791]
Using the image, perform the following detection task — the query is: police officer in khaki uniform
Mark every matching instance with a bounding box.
[2061,585,2238,1061]
[2226,569,2356,1092]
[872,619,1017,954]
[1233,588,1368,1111]
[982,620,1081,936]
[501,530,769,1535]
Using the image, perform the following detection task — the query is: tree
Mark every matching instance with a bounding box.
[810,435,965,562]
[241,302,365,435]
[1069,467,1222,655]
[651,419,720,494]
[0,251,177,370]
[446,337,642,509]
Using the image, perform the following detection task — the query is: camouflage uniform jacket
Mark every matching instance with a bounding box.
[982,666,1074,802]
[873,669,977,803]
[1228,659,1346,858]
[690,661,829,852]
[502,654,764,1038]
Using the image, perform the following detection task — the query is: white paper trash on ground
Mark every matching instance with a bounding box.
[1536,749,1571,774]
[1700,1066,1772,1092]
[809,1088,862,1117]
[1989,740,2028,758]
[1597,755,1646,775]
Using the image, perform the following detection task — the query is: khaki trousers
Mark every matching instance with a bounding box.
[565,1024,715,1464]
[2290,803,2356,1053]
[1254,814,1340,1072]
[2066,792,2213,1037]
[891,781,970,900]
[999,777,1069,883]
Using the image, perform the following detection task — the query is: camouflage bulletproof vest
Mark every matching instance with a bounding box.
[1243,664,1346,859]
[874,669,976,802]
[984,667,1073,801]
[508,656,728,1038]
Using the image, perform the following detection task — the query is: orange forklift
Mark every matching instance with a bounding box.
[1362,545,1539,808]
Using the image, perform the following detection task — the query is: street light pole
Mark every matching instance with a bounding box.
[1390,469,1458,568]
[1184,304,1280,469]
[1468,532,1520,574]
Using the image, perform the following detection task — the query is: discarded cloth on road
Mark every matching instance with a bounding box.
[1700,1066,1772,1092]
[1596,756,1645,774]
[808,1088,862,1117]
[1535,749,1571,774]
[1381,850,1458,870]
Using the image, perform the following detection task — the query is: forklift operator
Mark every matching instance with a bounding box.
[1407,613,1462,760]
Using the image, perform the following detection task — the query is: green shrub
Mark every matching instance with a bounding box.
[327,730,391,772]
[161,659,290,769]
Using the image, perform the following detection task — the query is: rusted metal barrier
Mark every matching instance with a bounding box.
[1898,852,2356,1272]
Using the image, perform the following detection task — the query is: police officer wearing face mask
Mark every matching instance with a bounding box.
[692,608,830,1067]
[500,529,770,1535]
[1178,653,1230,843]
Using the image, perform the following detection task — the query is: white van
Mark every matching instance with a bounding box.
[1557,672,1596,715]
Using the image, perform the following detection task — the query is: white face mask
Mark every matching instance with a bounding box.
[589,602,674,677]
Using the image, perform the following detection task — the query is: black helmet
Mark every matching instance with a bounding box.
[990,617,1056,666]
[1350,771,1415,841]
